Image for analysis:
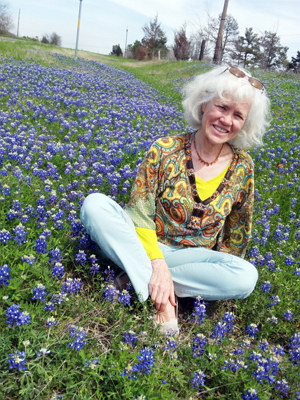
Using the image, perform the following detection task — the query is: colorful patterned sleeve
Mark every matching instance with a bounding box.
[216,156,255,258]
[124,140,162,230]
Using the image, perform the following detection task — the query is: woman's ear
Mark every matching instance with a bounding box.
[201,103,207,113]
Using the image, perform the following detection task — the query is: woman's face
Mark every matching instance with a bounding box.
[199,95,251,145]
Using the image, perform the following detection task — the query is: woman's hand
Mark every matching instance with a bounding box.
[149,258,176,312]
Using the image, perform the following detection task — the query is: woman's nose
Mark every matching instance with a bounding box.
[220,113,232,126]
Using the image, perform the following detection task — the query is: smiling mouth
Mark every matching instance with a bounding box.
[213,125,228,133]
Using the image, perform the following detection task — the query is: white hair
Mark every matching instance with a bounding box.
[182,66,271,149]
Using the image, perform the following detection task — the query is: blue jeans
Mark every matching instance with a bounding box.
[80,193,258,302]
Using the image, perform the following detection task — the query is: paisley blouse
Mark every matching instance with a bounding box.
[125,132,254,258]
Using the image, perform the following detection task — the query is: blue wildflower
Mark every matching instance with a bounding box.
[0,264,11,286]
[268,295,280,307]
[242,388,260,399]
[118,289,131,306]
[0,228,12,244]
[61,278,82,295]
[259,281,272,292]
[32,283,47,301]
[46,317,58,327]
[8,351,26,371]
[5,304,31,326]
[246,323,259,337]
[68,325,87,351]
[192,333,207,358]
[192,296,206,325]
[13,223,27,245]
[123,330,138,348]
[51,262,65,279]
[190,370,206,389]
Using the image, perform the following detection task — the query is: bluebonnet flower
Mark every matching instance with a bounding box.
[68,325,87,351]
[253,356,280,384]
[84,359,99,370]
[271,345,285,357]
[246,323,259,337]
[5,304,31,326]
[190,370,206,389]
[48,248,62,264]
[289,332,300,365]
[164,337,178,358]
[103,266,115,281]
[132,396,147,400]
[21,255,36,265]
[8,351,26,371]
[248,351,262,362]
[274,379,290,397]
[121,348,155,379]
[0,228,12,243]
[222,312,236,333]
[293,267,300,275]
[36,348,51,357]
[46,316,58,327]
[192,333,207,358]
[284,256,294,266]
[192,296,206,325]
[13,223,27,245]
[89,254,100,274]
[118,289,131,306]
[283,309,294,321]
[241,388,260,399]
[44,302,57,311]
[122,330,138,348]
[103,284,118,302]
[223,358,247,373]
[259,281,272,292]
[75,250,87,264]
[32,283,47,301]
[268,295,280,307]
[51,262,65,279]
[34,235,48,253]
[61,278,82,295]
[0,264,11,286]
[258,339,269,352]
[210,321,227,343]
[266,316,278,325]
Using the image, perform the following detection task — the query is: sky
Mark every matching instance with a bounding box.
[8,0,300,60]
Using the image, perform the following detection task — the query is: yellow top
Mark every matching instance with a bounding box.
[136,166,229,259]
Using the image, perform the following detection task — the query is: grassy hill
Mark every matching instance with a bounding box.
[0,39,299,400]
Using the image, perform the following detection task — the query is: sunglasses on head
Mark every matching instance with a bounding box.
[223,66,264,92]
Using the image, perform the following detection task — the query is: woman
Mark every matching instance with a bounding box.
[80,66,271,335]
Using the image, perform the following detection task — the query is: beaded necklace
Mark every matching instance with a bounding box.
[193,135,224,167]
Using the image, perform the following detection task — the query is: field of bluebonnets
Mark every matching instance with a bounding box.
[0,41,299,400]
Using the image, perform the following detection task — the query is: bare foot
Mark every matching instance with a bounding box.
[155,300,177,324]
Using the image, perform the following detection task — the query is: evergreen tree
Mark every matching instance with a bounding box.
[173,26,191,60]
[142,15,168,59]
[287,51,300,73]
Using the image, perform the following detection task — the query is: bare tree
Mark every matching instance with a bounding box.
[0,1,14,34]
[173,25,191,60]
[142,15,168,59]
[205,14,239,64]
[50,32,61,46]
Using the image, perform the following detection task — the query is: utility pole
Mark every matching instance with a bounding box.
[17,9,20,37]
[124,27,128,58]
[213,0,229,64]
[75,0,83,60]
